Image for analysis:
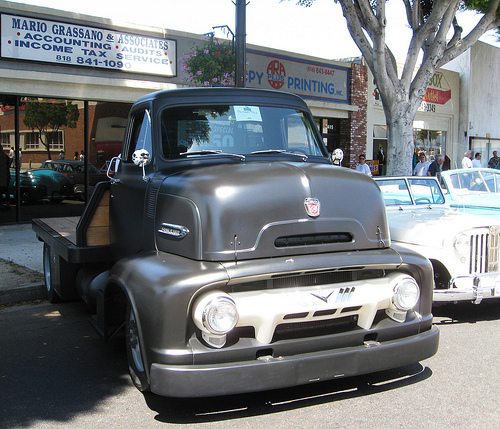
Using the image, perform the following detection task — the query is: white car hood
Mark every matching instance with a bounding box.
[385,206,492,246]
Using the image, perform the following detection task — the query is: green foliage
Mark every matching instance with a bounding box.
[463,0,500,18]
[23,99,79,159]
[179,35,235,86]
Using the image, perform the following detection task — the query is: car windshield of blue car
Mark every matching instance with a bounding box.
[446,170,500,195]
[160,105,327,159]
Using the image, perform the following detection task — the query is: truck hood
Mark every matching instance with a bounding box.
[154,162,389,261]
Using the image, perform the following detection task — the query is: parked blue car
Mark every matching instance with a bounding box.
[441,168,500,221]
[8,169,74,204]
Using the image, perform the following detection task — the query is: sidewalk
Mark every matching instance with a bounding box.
[0,223,46,305]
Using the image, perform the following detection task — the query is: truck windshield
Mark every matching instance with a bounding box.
[160,105,327,159]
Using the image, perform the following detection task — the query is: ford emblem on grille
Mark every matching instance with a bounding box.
[304,198,320,217]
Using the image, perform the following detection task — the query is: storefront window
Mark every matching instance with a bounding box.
[0,95,131,224]
[470,138,500,168]
[414,129,446,161]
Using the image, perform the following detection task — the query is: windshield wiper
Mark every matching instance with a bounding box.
[179,150,245,161]
[250,149,308,161]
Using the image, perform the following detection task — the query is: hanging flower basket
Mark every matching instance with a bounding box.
[179,35,235,87]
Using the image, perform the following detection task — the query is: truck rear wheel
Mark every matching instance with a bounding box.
[43,243,79,303]
[126,303,150,392]
[43,243,61,303]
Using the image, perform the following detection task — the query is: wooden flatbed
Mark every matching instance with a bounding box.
[32,182,112,264]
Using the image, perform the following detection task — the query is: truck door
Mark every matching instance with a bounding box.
[110,108,153,260]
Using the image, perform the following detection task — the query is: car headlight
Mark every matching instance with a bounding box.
[193,292,238,348]
[453,233,470,255]
[392,276,420,311]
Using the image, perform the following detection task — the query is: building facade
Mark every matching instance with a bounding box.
[445,41,500,167]
[366,66,460,171]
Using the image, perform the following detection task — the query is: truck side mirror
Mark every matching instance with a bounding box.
[132,149,151,182]
[132,149,151,168]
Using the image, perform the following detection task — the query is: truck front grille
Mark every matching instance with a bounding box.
[273,315,358,341]
[470,232,500,274]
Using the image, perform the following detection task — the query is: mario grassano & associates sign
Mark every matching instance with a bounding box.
[0,14,176,76]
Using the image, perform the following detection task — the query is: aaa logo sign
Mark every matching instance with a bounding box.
[267,60,286,89]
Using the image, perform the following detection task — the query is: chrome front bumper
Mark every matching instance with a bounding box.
[433,272,500,303]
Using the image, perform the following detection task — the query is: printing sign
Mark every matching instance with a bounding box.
[1,14,176,76]
[247,49,349,103]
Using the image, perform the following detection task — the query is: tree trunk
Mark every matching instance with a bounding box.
[385,104,415,176]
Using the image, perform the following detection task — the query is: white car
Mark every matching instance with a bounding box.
[375,176,500,304]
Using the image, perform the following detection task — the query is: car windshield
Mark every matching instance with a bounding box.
[445,170,500,195]
[377,178,446,206]
[160,105,327,158]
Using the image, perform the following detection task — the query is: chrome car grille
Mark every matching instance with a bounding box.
[470,232,500,274]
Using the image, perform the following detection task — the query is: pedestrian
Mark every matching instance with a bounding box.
[73,151,79,160]
[472,152,482,168]
[376,145,385,176]
[58,150,65,160]
[413,152,430,176]
[488,151,500,169]
[355,154,372,176]
[8,146,14,167]
[0,150,10,209]
[79,150,85,162]
[462,150,473,169]
[427,154,444,177]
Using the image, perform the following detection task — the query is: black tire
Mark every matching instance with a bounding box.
[43,243,61,303]
[125,302,150,392]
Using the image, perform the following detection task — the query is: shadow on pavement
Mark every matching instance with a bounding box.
[432,299,500,325]
[0,300,130,428]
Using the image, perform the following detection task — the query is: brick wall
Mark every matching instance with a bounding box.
[347,62,368,169]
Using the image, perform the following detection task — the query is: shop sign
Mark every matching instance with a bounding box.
[419,71,452,113]
[246,49,349,103]
[0,14,176,76]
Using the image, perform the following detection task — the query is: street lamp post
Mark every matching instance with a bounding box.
[235,0,246,88]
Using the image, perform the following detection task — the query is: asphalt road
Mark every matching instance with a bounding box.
[1,299,499,429]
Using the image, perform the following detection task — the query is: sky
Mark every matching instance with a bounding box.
[6,0,500,63]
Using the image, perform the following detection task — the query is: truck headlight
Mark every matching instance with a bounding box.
[392,277,420,311]
[193,292,238,348]
[453,233,470,255]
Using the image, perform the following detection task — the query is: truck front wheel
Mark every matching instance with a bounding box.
[126,303,150,392]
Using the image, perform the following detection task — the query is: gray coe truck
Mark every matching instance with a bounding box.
[33,87,439,398]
